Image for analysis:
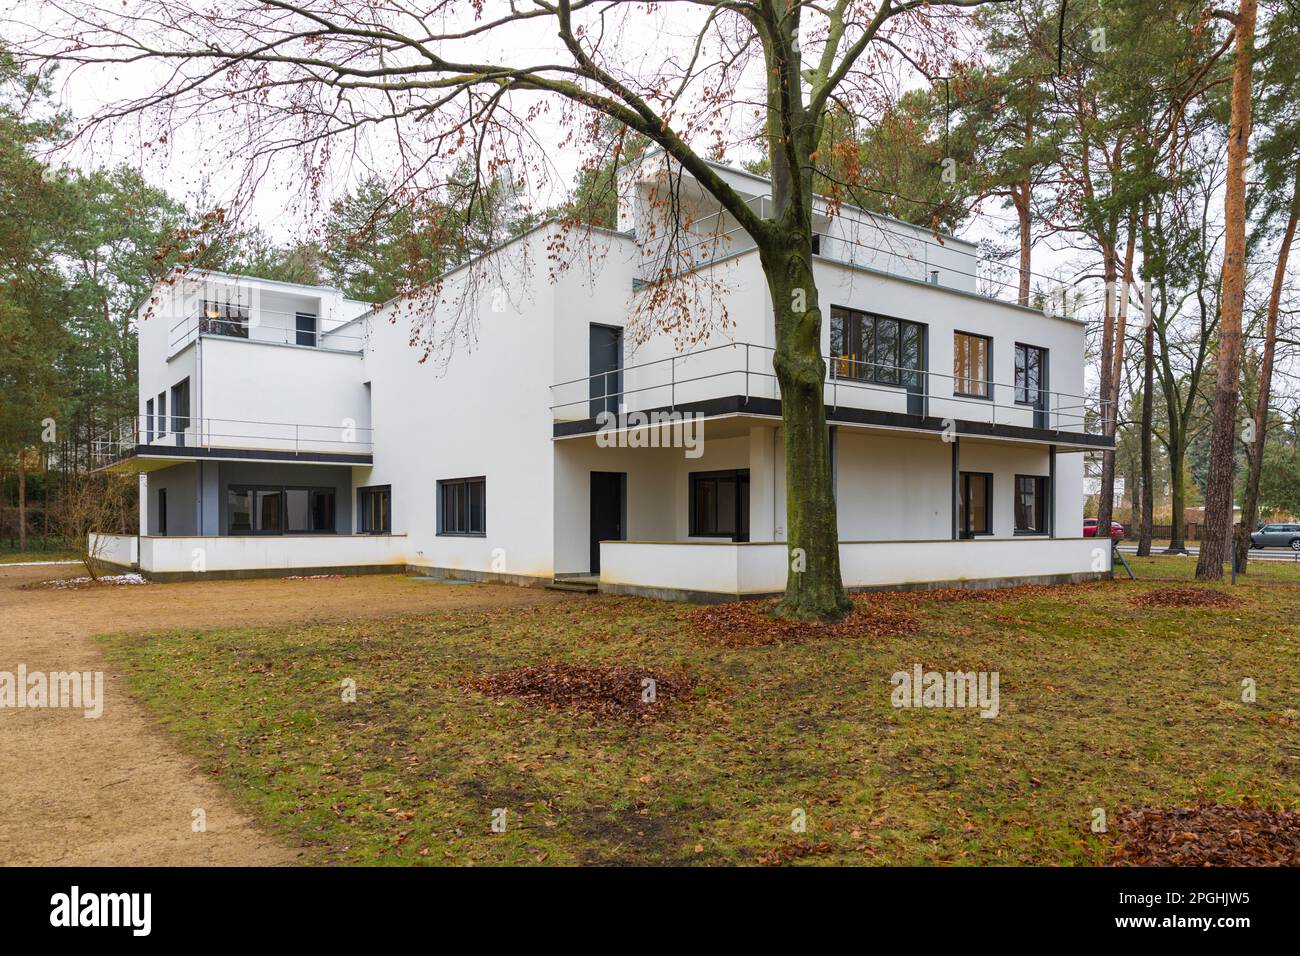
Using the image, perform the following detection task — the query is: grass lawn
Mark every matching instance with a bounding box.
[0,539,80,563]
[100,557,1300,866]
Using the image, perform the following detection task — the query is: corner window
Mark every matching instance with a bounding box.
[958,471,992,538]
[438,477,485,536]
[358,485,392,534]
[689,469,750,541]
[1014,475,1049,534]
[201,299,250,338]
[954,332,991,398]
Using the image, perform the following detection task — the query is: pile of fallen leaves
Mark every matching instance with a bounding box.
[755,840,834,866]
[686,594,920,646]
[1131,586,1241,609]
[889,583,1061,605]
[24,572,150,590]
[1109,803,1300,866]
[463,662,698,722]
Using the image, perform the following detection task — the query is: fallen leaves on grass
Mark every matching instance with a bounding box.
[686,595,919,646]
[1109,803,1300,866]
[755,840,834,866]
[24,572,150,590]
[1131,587,1241,609]
[463,662,698,722]
[889,584,1061,604]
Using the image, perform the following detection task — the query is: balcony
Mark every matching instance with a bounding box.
[92,414,374,471]
[550,341,1112,448]
[167,303,365,357]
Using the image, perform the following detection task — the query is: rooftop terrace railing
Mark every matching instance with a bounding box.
[167,305,366,356]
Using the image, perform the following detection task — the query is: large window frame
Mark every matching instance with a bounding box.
[689,469,750,541]
[357,485,392,534]
[295,312,318,347]
[829,306,925,389]
[437,477,486,537]
[201,298,250,339]
[170,377,190,436]
[1014,474,1049,535]
[953,331,993,399]
[226,484,337,535]
[958,471,993,538]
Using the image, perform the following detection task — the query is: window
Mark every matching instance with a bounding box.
[227,485,336,534]
[589,324,623,417]
[156,392,167,437]
[438,477,485,536]
[358,485,392,534]
[157,488,167,536]
[1014,475,1049,534]
[954,332,992,398]
[689,469,750,541]
[170,378,190,435]
[295,312,318,347]
[958,472,992,537]
[146,399,154,443]
[830,307,924,387]
[1015,343,1048,407]
[201,299,250,338]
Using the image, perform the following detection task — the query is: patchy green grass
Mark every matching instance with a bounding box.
[0,538,79,563]
[100,557,1300,866]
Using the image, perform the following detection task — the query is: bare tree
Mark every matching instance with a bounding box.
[52,472,137,579]
[13,0,1002,619]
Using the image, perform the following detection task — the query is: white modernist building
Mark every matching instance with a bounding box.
[94,158,1113,598]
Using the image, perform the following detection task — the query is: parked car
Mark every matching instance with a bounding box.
[1249,523,1300,551]
[1083,518,1125,540]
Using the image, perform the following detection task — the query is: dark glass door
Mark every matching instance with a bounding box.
[589,324,623,417]
[1016,344,1049,428]
[590,471,626,573]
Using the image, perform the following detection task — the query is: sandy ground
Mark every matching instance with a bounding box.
[0,565,575,866]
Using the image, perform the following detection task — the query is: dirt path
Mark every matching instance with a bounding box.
[0,566,575,866]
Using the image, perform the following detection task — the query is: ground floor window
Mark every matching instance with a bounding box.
[1014,475,1049,534]
[438,477,485,536]
[958,471,992,538]
[689,469,750,541]
[358,485,391,533]
[157,488,167,536]
[227,485,336,534]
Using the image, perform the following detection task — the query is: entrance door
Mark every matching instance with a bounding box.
[590,471,626,574]
[589,324,623,417]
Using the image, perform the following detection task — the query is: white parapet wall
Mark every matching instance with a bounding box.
[600,537,1110,599]
[136,534,410,576]
[88,533,140,569]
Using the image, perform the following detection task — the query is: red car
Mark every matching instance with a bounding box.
[1083,518,1125,539]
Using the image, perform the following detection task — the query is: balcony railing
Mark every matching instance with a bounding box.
[92,414,374,468]
[551,341,1111,437]
[167,306,366,356]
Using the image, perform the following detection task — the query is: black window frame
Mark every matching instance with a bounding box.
[953,330,993,400]
[156,391,167,437]
[170,377,190,435]
[689,469,750,541]
[1014,474,1049,535]
[958,471,993,538]
[829,306,925,389]
[226,484,338,535]
[437,477,486,537]
[157,487,167,536]
[295,311,318,347]
[200,298,250,339]
[145,398,154,443]
[357,484,392,534]
[1014,342,1049,407]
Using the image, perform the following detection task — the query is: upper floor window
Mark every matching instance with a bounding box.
[295,312,318,347]
[170,378,190,435]
[830,307,924,388]
[145,398,154,443]
[953,331,991,398]
[438,477,485,536]
[358,485,391,534]
[1015,343,1048,407]
[201,299,250,339]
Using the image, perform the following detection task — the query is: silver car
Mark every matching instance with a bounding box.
[1249,523,1300,551]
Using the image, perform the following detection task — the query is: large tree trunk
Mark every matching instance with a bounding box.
[1234,163,1298,573]
[1095,253,1119,536]
[1197,0,1257,580]
[763,239,851,620]
[1137,305,1156,557]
